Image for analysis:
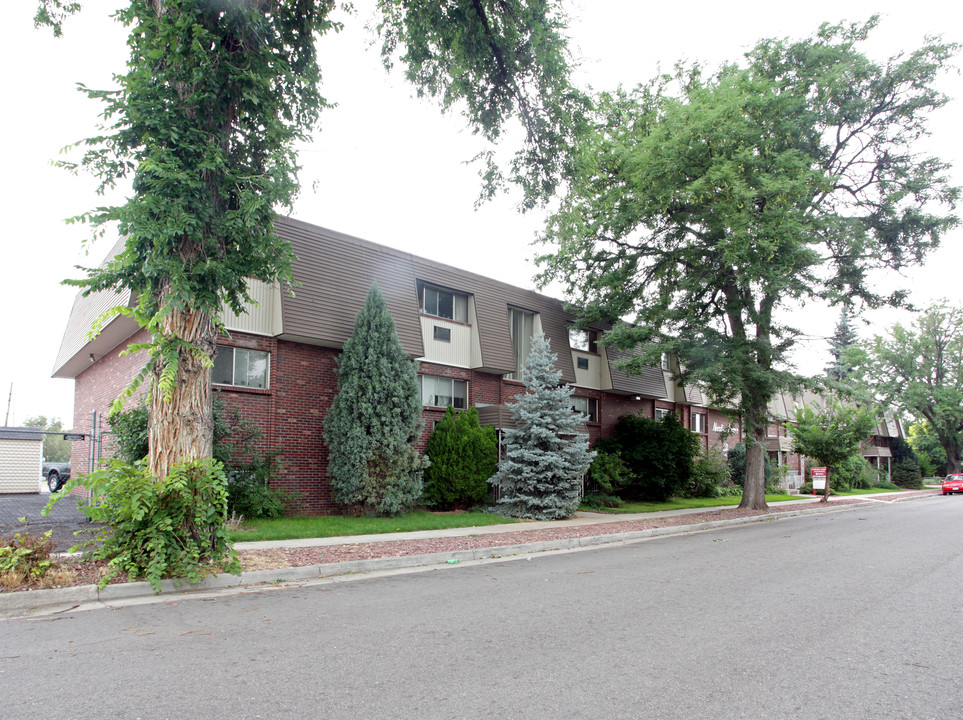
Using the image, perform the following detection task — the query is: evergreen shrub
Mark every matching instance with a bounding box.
[607,413,699,501]
[492,333,594,520]
[423,407,498,509]
[324,285,428,516]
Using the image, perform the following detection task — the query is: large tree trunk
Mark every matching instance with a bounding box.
[944,438,961,475]
[740,419,769,510]
[148,304,217,480]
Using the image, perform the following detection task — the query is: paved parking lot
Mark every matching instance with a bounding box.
[0,492,98,551]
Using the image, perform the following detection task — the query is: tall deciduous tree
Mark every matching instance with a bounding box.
[791,399,876,501]
[323,285,427,516]
[537,18,958,510]
[492,333,594,520]
[857,301,963,473]
[35,0,580,481]
[24,416,71,463]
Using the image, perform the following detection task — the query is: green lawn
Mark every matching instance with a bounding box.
[229,510,517,543]
[834,487,904,496]
[583,494,801,514]
[585,486,911,514]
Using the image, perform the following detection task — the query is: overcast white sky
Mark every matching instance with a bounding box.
[2,0,961,427]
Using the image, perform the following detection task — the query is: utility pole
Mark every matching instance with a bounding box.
[4,382,11,426]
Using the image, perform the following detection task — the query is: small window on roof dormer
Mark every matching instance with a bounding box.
[421,284,468,323]
[569,328,599,353]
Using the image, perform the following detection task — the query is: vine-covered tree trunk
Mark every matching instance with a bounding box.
[148,303,216,480]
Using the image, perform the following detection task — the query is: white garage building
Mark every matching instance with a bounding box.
[0,427,44,494]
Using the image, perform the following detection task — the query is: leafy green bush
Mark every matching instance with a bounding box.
[0,524,55,586]
[682,447,733,498]
[891,459,923,489]
[606,413,699,501]
[586,448,634,496]
[52,458,241,593]
[873,478,899,490]
[829,455,877,491]
[423,407,498,509]
[580,492,624,509]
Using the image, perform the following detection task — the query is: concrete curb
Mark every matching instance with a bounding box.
[0,496,923,617]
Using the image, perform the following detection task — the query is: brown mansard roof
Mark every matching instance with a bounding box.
[52,217,687,395]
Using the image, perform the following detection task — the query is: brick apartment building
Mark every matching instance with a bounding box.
[53,217,897,510]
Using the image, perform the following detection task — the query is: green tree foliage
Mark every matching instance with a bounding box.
[908,421,947,477]
[492,333,594,520]
[889,436,923,489]
[324,285,427,516]
[825,307,858,383]
[423,407,498,510]
[685,447,734,499]
[855,301,963,474]
[601,413,700,502]
[23,416,70,462]
[536,18,959,510]
[35,0,580,482]
[792,399,877,501]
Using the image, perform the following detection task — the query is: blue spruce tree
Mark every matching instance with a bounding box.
[492,333,595,519]
[323,285,428,516]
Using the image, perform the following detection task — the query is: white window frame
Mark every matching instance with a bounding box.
[213,345,270,389]
[421,284,468,323]
[571,396,598,423]
[656,407,673,421]
[508,307,536,380]
[692,412,707,434]
[419,375,468,409]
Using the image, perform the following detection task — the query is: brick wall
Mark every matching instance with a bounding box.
[71,330,772,513]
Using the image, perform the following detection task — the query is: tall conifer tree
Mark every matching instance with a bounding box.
[492,333,594,520]
[324,285,427,516]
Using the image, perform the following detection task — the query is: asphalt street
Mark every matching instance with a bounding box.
[3,497,961,719]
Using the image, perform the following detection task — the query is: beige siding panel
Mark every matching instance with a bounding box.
[572,351,602,389]
[52,237,137,379]
[220,279,281,336]
[0,438,43,493]
[468,297,484,368]
[419,317,472,367]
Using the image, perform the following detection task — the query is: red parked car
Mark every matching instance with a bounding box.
[942,474,963,495]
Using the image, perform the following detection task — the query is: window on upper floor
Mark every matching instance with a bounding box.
[577,357,589,370]
[213,345,269,389]
[571,396,598,423]
[420,284,468,323]
[656,407,674,421]
[419,375,467,409]
[569,328,599,353]
[507,307,536,380]
[692,412,707,434]
[660,352,671,371]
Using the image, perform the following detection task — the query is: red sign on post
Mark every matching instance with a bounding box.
[811,467,828,492]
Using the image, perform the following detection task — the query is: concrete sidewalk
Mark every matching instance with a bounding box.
[1,491,938,618]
